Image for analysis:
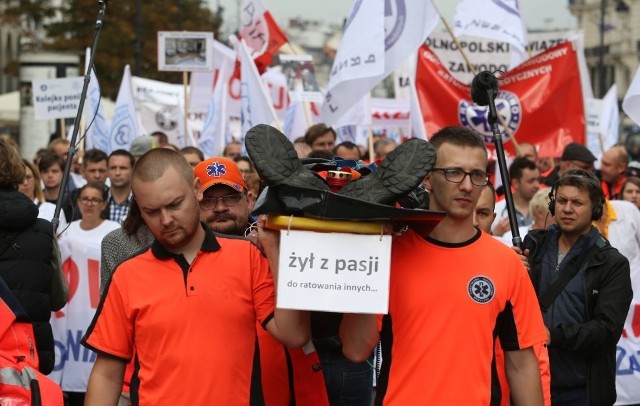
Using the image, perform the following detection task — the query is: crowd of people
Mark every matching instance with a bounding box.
[0,121,638,406]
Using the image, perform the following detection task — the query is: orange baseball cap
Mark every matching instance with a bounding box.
[194,157,247,193]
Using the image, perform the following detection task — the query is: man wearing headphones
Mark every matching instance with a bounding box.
[523,169,632,405]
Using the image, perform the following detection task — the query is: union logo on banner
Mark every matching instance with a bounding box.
[458,90,522,143]
[415,41,585,157]
[110,106,136,151]
[384,0,407,50]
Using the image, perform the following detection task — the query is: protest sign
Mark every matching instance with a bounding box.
[32,77,83,120]
[278,230,391,314]
[280,54,323,103]
[157,31,214,72]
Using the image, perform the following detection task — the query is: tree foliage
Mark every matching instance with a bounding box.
[2,0,222,98]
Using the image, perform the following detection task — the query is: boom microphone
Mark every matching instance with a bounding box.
[470,71,499,106]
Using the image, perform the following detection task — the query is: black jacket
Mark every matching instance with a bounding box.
[0,187,63,374]
[524,228,632,405]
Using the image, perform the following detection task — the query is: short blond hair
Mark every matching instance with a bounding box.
[132,148,193,186]
[529,188,551,218]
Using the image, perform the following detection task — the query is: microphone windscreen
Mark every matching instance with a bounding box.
[470,71,499,106]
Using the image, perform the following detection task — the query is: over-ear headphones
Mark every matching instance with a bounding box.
[548,171,605,221]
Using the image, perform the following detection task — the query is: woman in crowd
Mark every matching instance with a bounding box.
[621,176,640,210]
[18,159,68,232]
[0,138,68,375]
[54,182,120,406]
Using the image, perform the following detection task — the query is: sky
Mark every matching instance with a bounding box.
[208,0,578,34]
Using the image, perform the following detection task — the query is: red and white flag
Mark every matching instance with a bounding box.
[239,0,288,73]
[416,42,585,157]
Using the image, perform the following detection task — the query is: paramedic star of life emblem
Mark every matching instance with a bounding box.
[468,276,495,304]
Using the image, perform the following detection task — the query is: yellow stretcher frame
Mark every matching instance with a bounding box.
[265,215,385,235]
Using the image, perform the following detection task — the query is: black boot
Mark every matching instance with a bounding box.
[338,139,436,205]
[245,124,331,191]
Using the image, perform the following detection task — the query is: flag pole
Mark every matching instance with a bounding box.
[183,71,189,148]
[368,124,375,163]
[598,132,606,156]
[60,119,67,140]
[433,1,522,154]
[52,0,108,234]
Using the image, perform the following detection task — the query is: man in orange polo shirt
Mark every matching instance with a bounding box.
[341,126,547,405]
[194,157,329,406]
[82,149,309,405]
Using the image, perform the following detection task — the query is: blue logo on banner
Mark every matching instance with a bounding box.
[458,91,521,144]
[110,105,136,151]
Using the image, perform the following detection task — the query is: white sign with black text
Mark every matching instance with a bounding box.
[32,77,83,120]
[278,230,391,314]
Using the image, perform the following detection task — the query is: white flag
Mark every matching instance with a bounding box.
[453,0,527,67]
[189,40,236,113]
[108,65,139,153]
[199,66,229,158]
[238,39,279,144]
[599,84,619,148]
[321,0,439,126]
[335,94,371,128]
[409,79,427,140]
[283,101,311,142]
[623,65,640,127]
[83,48,110,152]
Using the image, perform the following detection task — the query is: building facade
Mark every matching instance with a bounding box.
[569,0,640,99]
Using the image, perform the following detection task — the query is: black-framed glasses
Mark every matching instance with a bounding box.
[431,167,489,186]
[79,197,104,205]
[200,193,244,209]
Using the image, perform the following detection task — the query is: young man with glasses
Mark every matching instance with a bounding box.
[341,126,547,405]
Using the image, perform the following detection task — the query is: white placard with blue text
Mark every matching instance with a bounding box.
[32,77,83,120]
[278,230,391,314]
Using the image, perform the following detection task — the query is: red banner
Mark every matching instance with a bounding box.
[416,42,585,157]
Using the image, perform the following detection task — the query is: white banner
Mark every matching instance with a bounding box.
[453,0,527,66]
[50,235,101,390]
[424,30,580,84]
[132,76,193,147]
[32,77,83,120]
[278,230,391,314]
[189,40,236,113]
[615,303,640,404]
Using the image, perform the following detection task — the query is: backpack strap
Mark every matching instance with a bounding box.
[538,238,605,312]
